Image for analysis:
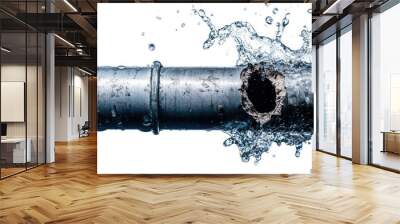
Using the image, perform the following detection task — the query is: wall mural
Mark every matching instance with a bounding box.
[97,3,313,174]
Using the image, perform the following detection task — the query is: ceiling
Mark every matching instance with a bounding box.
[0,0,392,74]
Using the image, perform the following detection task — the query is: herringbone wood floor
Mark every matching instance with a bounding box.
[1,135,400,224]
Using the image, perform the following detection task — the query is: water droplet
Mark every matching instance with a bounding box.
[265,16,273,25]
[295,145,302,157]
[176,10,180,14]
[141,32,145,36]
[282,14,290,27]
[156,16,162,20]
[241,155,250,163]
[111,106,117,118]
[142,115,152,127]
[148,43,155,51]
[243,7,247,11]
[295,151,301,157]
[223,137,235,147]
[181,23,186,28]
[301,29,308,37]
[272,8,278,14]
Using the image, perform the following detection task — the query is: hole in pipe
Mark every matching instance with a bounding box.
[246,70,276,113]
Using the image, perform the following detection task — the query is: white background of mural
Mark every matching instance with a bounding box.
[97,3,312,174]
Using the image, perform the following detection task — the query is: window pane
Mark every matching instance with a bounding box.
[0,0,46,179]
[27,31,38,169]
[318,37,337,154]
[312,45,317,150]
[38,32,46,165]
[371,4,400,171]
[340,28,352,158]
[1,31,27,177]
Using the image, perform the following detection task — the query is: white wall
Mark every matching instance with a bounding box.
[55,67,89,141]
[71,73,89,138]
[55,66,68,141]
[1,65,33,138]
[1,65,26,142]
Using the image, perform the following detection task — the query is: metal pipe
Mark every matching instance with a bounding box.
[98,61,312,134]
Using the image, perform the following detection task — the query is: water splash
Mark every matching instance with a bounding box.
[222,104,313,163]
[265,16,273,25]
[148,43,156,51]
[194,8,312,163]
[193,9,311,71]
[282,13,290,26]
[275,13,290,41]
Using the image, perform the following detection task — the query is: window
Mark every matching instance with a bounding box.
[0,1,46,179]
[317,36,337,154]
[339,27,352,158]
[370,3,400,171]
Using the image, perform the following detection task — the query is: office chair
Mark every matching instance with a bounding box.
[79,121,90,138]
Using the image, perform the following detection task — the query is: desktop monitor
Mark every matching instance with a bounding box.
[1,123,7,137]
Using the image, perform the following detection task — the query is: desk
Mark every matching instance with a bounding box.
[1,138,31,163]
[381,131,400,154]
